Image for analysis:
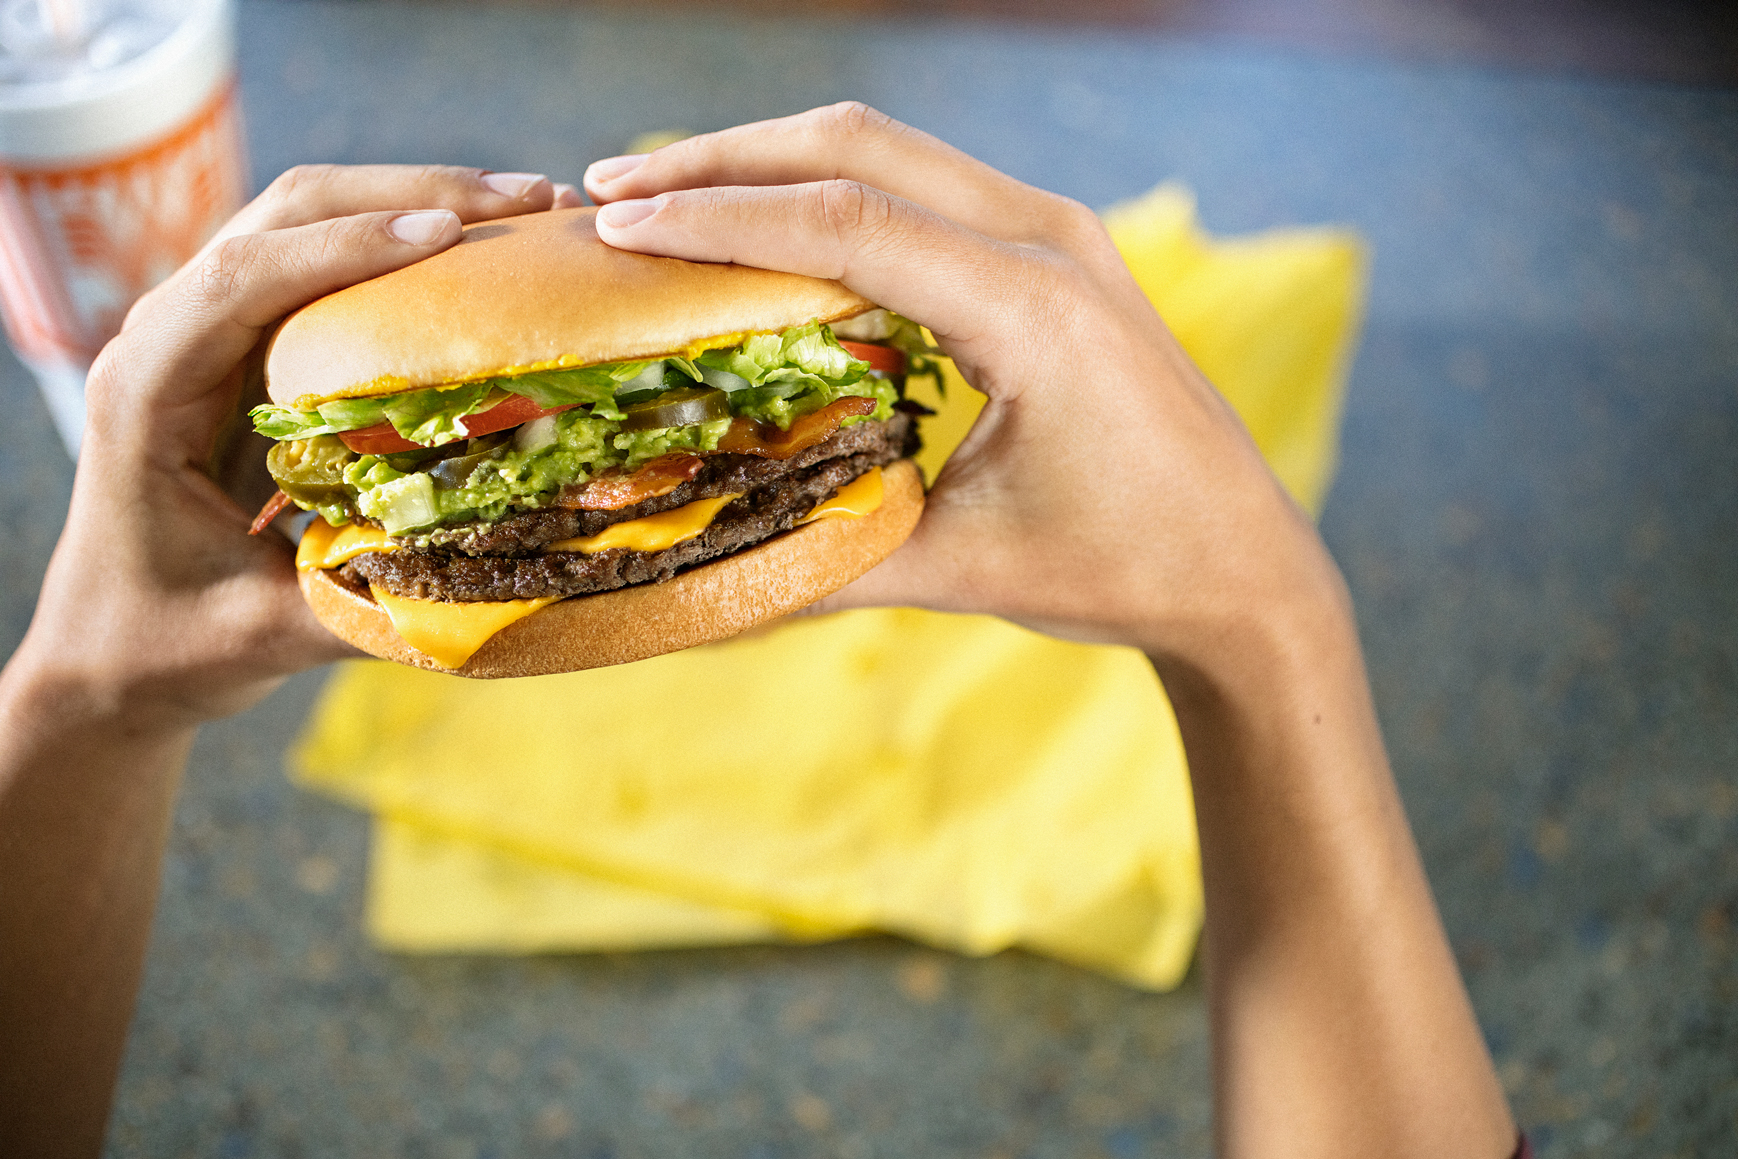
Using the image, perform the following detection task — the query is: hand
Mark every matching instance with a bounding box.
[0,165,588,1159]
[583,103,1340,661]
[11,165,580,730]
[586,107,1517,1159]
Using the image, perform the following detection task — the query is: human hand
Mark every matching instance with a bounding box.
[10,166,581,731]
[583,103,1344,662]
[588,109,1523,1159]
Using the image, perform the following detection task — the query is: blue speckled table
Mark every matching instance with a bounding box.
[1,2,1734,1155]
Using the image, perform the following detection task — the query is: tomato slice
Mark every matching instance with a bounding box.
[462,394,577,438]
[337,424,420,455]
[337,394,576,454]
[838,340,906,377]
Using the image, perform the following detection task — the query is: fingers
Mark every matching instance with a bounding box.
[126,164,559,333]
[595,181,1057,370]
[222,164,560,239]
[585,102,1081,247]
[89,209,462,450]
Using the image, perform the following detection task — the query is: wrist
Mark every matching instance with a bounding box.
[0,639,200,756]
[1151,572,1360,701]
[1144,539,1407,882]
[1139,531,1387,792]
[1139,506,1360,682]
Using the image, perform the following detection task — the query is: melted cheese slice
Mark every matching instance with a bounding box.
[797,467,884,525]
[300,489,748,671]
[547,493,741,555]
[370,587,560,670]
[296,517,398,571]
[296,517,552,669]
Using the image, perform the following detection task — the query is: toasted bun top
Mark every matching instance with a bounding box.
[264,208,875,411]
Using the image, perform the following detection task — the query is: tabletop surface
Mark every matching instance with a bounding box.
[2,2,1736,1155]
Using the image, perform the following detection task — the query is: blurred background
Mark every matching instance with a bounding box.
[569,0,1738,86]
[2,0,1736,1156]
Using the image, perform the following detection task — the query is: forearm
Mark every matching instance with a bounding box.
[0,652,193,1159]
[1150,567,1513,1158]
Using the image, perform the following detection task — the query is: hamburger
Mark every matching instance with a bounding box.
[249,208,931,678]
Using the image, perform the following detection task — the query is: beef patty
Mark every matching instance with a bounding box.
[341,412,919,602]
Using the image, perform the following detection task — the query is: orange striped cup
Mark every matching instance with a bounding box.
[0,0,246,454]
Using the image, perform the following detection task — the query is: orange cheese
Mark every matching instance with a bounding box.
[797,467,884,525]
[547,493,741,555]
[298,489,748,671]
[370,587,560,670]
[296,517,398,571]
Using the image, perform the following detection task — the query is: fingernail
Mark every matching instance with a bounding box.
[481,171,545,199]
[598,198,658,228]
[387,210,457,245]
[587,154,646,183]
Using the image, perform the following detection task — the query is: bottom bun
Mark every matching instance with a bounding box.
[299,458,925,678]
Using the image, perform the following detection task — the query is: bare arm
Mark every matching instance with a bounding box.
[585,102,1515,1157]
[0,165,576,1157]
[1154,579,1511,1156]
[0,684,190,1159]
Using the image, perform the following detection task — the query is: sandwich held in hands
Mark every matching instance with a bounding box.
[249,208,932,676]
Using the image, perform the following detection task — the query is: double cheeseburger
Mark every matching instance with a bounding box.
[250,208,931,678]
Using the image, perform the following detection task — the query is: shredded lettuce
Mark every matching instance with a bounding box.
[502,363,647,414]
[382,383,493,446]
[252,322,878,446]
[251,362,647,444]
[691,321,874,428]
[313,396,390,431]
[259,319,908,531]
[251,406,339,440]
[783,322,860,379]
[694,320,867,392]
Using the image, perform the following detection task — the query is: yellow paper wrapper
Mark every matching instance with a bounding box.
[290,183,1367,991]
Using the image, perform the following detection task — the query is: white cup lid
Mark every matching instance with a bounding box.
[0,0,233,163]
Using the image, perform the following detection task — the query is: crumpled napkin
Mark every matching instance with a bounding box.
[289,183,1367,990]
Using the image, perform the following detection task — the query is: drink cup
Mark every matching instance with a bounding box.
[0,0,246,455]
